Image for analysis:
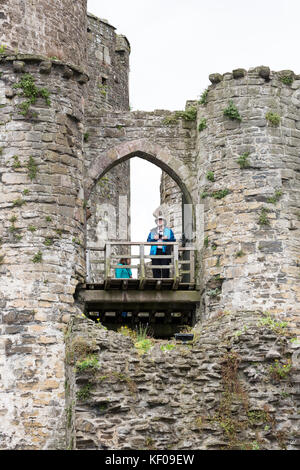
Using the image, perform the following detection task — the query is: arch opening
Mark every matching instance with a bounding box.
[86,149,193,206]
[83,144,198,338]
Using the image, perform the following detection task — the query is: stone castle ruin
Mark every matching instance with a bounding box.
[0,0,299,450]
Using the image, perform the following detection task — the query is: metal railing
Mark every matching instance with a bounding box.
[86,241,196,288]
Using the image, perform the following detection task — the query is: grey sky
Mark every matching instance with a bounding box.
[88,0,299,111]
[87,0,300,242]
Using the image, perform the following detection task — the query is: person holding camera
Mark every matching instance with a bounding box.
[147,215,176,278]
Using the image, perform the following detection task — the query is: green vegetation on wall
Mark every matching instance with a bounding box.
[13,74,51,117]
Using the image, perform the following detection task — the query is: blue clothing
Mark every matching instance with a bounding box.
[115,264,132,279]
[115,264,131,319]
[147,227,176,255]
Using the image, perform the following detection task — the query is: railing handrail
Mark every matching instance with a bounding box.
[108,241,178,245]
[86,242,196,249]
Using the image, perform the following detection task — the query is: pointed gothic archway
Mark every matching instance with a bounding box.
[84,138,194,206]
[80,138,200,334]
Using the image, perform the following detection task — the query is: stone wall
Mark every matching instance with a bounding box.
[83,81,300,332]
[196,67,300,332]
[0,53,87,449]
[0,0,87,67]
[84,108,198,193]
[85,13,131,264]
[66,312,300,450]
[84,109,198,283]
[1,0,300,451]
[86,171,130,249]
[86,167,131,283]
[86,13,130,114]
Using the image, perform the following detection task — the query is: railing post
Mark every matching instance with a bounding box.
[139,243,145,289]
[172,243,179,290]
[86,248,91,284]
[105,242,111,289]
[190,247,195,284]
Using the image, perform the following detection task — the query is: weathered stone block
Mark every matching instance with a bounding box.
[39,61,52,74]
[209,73,223,84]
[232,68,246,79]
[77,73,89,84]
[258,241,283,253]
[13,60,25,72]
[257,66,270,80]
[5,87,16,98]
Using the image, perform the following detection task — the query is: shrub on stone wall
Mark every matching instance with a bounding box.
[198,88,208,105]
[206,171,215,182]
[237,152,250,169]
[223,100,242,121]
[198,118,207,132]
[266,111,280,126]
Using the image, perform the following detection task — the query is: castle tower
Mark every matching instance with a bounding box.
[196,67,300,333]
[0,0,87,67]
[86,13,130,113]
[0,2,299,451]
[0,0,88,449]
[84,14,131,262]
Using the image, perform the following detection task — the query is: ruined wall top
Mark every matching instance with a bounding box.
[86,12,130,113]
[0,0,87,67]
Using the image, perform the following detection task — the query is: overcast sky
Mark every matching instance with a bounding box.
[87,0,300,242]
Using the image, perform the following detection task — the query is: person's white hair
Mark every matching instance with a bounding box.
[155,216,167,225]
[153,207,168,226]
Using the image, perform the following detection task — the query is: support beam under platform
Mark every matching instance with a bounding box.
[78,288,200,313]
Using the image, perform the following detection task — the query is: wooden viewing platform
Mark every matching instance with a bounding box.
[78,241,200,319]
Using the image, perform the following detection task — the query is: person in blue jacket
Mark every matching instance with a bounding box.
[115,258,132,318]
[115,258,132,279]
[147,216,175,278]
